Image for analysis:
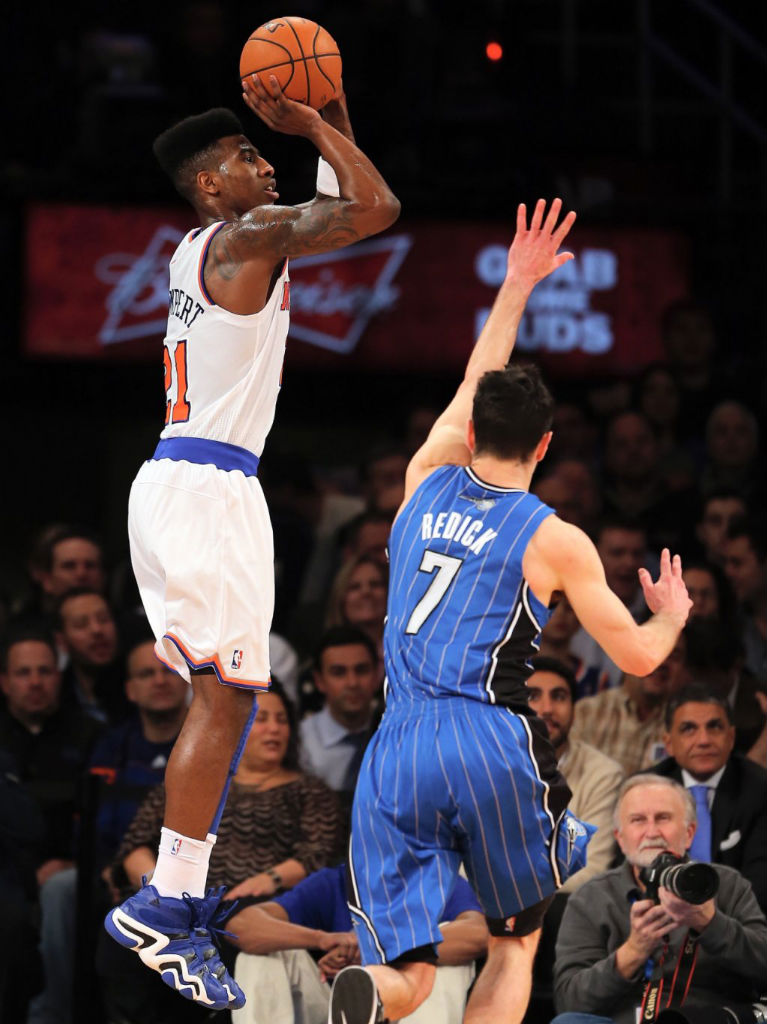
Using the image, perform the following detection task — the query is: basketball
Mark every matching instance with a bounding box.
[240,16,342,110]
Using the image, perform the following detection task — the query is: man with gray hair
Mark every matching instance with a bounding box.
[552,774,767,1024]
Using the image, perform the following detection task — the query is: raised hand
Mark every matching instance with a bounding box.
[638,548,693,623]
[242,73,321,137]
[506,198,577,290]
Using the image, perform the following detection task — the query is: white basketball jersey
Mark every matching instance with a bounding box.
[160,221,290,456]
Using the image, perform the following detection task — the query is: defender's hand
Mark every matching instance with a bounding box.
[638,548,693,624]
[658,888,715,933]
[505,198,577,291]
[242,73,321,136]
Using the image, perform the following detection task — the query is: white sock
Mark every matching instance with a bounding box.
[150,828,216,899]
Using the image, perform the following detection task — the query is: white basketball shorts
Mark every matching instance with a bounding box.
[128,445,273,690]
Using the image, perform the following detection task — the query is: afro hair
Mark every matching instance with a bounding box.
[152,108,244,183]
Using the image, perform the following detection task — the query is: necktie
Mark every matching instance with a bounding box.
[689,784,712,862]
[341,731,369,793]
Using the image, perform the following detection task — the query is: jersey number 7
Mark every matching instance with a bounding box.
[164,341,191,425]
[405,551,462,635]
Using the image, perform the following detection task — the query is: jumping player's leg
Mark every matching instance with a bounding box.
[151,668,257,898]
[463,898,551,1024]
[463,932,540,1024]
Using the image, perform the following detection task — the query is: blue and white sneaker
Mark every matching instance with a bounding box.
[105,883,245,1010]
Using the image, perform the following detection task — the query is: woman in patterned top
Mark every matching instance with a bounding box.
[113,680,343,900]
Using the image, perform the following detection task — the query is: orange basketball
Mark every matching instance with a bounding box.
[240,16,342,110]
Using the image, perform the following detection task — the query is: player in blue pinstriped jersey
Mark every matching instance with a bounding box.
[328,199,693,1024]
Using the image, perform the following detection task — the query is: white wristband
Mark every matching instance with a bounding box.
[316,157,340,197]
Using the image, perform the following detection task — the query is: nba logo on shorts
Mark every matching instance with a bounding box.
[231,649,243,670]
[171,838,183,856]
[504,916,516,934]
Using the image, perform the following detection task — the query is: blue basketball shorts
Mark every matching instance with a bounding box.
[347,697,593,965]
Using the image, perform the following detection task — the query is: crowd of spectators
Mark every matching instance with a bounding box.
[0,295,764,1023]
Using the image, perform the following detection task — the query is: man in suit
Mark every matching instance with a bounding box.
[648,681,767,912]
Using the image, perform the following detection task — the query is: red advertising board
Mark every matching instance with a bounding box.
[24,203,690,376]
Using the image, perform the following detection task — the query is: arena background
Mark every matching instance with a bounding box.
[2,0,765,594]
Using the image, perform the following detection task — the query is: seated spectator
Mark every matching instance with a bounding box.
[0,625,103,876]
[538,595,610,698]
[570,634,688,776]
[635,363,696,491]
[683,616,766,760]
[227,864,486,1024]
[552,775,767,1023]
[325,554,388,673]
[569,517,649,690]
[548,401,598,464]
[360,443,408,516]
[113,681,342,897]
[299,627,379,805]
[660,298,720,438]
[600,410,698,553]
[723,515,766,682]
[0,748,44,1022]
[648,683,767,912]
[19,524,106,620]
[56,588,127,724]
[702,399,761,499]
[693,489,747,566]
[100,682,342,1022]
[527,658,624,892]
[681,559,736,624]
[534,458,602,536]
[0,626,103,1024]
[89,636,188,875]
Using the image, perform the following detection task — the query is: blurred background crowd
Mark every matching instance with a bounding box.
[1,1,765,1023]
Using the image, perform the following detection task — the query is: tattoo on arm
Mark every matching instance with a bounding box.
[289,200,361,254]
[209,232,244,281]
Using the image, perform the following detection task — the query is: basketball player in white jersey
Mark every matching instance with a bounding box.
[105,75,399,1011]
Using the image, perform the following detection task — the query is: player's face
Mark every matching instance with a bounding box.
[696,497,746,564]
[723,536,765,604]
[664,702,734,781]
[315,644,378,717]
[1,641,60,718]
[343,563,387,628]
[615,785,694,868]
[59,594,118,668]
[526,671,574,752]
[125,642,188,714]
[216,136,278,212]
[247,691,290,768]
[43,538,104,597]
[682,568,719,619]
[597,529,645,605]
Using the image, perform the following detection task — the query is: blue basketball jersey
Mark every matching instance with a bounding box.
[384,464,554,710]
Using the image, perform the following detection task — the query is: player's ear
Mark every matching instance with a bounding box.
[467,420,476,453]
[197,169,220,196]
[535,431,553,462]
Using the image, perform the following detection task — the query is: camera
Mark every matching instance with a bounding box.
[638,851,719,905]
[657,1001,767,1024]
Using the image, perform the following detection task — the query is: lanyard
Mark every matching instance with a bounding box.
[640,931,699,1022]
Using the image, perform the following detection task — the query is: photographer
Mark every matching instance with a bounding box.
[552,775,766,1024]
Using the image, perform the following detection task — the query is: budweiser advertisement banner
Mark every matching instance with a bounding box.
[24,203,689,376]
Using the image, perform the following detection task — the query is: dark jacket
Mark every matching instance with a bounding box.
[554,862,767,1022]
[648,754,767,912]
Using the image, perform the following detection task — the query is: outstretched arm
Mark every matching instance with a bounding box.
[525,518,692,676]
[401,199,576,509]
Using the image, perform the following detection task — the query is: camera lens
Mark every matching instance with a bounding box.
[661,862,719,904]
